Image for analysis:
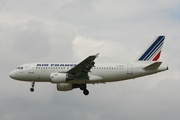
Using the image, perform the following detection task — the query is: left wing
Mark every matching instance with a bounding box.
[67,53,99,78]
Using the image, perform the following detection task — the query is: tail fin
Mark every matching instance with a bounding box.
[137,36,165,61]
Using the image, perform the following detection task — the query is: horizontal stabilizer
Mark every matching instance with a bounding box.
[144,62,162,70]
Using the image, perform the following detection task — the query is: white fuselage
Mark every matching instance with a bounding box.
[9,36,168,95]
[9,62,168,84]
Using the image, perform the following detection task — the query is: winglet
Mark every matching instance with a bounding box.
[137,36,165,61]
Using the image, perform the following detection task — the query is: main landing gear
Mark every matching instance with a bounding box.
[30,81,35,92]
[29,82,89,95]
[80,84,89,96]
[83,89,89,96]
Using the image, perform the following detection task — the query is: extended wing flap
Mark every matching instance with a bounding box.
[144,62,162,70]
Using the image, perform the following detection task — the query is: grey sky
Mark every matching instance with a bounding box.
[1,0,180,120]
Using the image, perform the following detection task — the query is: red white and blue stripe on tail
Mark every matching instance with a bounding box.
[138,36,165,61]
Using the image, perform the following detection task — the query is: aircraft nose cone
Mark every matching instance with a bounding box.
[9,71,15,79]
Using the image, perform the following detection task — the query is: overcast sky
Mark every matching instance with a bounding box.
[1,0,180,120]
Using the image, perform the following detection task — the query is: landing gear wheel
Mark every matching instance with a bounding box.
[30,81,35,92]
[83,89,89,96]
[30,88,34,92]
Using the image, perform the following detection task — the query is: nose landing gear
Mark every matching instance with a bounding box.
[30,81,35,92]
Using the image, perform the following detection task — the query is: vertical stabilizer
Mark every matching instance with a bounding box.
[137,36,165,61]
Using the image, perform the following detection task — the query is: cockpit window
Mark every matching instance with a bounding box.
[17,67,23,69]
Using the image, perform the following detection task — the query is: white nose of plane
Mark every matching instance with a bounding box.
[9,71,16,79]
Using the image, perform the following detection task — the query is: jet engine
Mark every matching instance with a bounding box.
[57,83,73,91]
[50,73,74,83]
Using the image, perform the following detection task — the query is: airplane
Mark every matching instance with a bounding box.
[9,36,168,95]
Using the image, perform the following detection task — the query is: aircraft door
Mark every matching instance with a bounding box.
[29,64,34,74]
[127,64,133,74]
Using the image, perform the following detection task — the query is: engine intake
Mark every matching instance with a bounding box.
[50,73,74,83]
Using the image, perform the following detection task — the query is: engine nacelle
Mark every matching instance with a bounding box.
[57,83,73,91]
[50,73,75,83]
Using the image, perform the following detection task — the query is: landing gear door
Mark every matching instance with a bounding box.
[29,64,34,74]
[127,64,133,74]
